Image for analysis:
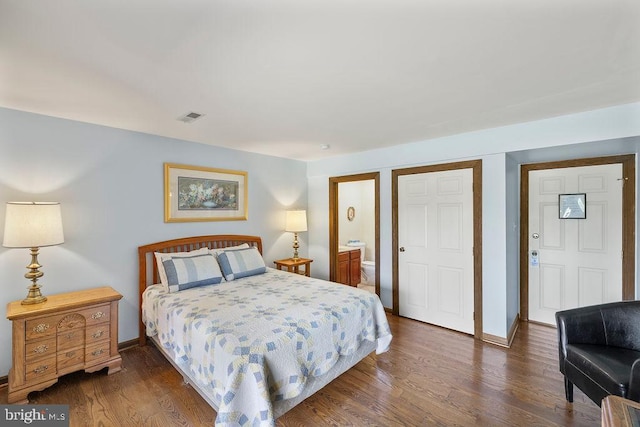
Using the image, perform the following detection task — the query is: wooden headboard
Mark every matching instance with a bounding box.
[137,234,263,345]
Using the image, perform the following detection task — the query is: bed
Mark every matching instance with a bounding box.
[138,235,392,426]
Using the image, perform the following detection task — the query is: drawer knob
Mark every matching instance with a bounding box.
[33,344,49,354]
[91,311,105,320]
[66,333,75,339]
[92,330,104,339]
[33,365,49,374]
[33,323,50,334]
[65,351,76,358]
[92,348,104,356]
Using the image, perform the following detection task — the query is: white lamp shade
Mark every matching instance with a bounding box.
[285,210,307,232]
[3,202,65,248]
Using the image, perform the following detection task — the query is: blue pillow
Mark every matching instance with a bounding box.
[162,253,223,292]
[217,246,266,281]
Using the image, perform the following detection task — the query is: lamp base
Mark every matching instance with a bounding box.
[292,232,300,260]
[21,247,47,305]
[22,285,47,305]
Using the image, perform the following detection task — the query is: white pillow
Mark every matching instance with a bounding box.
[210,243,249,258]
[216,246,266,281]
[154,247,209,290]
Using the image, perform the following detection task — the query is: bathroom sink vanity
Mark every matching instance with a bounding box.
[337,247,361,286]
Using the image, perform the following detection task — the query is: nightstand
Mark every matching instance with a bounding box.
[273,258,313,277]
[6,286,123,404]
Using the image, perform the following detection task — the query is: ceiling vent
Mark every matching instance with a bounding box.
[177,112,204,123]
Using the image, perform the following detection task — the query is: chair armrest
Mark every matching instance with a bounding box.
[628,359,640,402]
[555,306,607,372]
[555,311,571,363]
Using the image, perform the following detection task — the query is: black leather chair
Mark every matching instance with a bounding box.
[556,301,640,407]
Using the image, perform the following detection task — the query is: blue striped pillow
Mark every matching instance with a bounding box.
[217,246,266,281]
[162,253,223,292]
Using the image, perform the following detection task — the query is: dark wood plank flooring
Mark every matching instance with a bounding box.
[1,315,601,426]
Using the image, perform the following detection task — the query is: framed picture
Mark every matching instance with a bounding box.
[164,163,248,222]
[559,193,586,219]
[347,206,355,221]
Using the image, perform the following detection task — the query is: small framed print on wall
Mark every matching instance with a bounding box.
[559,193,586,219]
[164,163,248,222]
[347,206,355,221]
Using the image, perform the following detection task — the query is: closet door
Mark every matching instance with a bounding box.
[398,168,474,335]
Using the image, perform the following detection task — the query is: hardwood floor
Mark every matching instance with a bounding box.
[1,315,601,426]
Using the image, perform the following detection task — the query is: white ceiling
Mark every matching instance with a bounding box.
[1,0,639,161]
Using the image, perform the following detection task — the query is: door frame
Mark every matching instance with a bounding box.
[519,154,636,321]
[329,172,380,296]
[392,160,483,339]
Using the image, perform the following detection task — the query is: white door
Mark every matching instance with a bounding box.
[398,168,474,334]
[528,164,623,325]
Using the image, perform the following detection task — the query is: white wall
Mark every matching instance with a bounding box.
[307,102,640,338]
[338,180,375,261]
[0,108,308,377]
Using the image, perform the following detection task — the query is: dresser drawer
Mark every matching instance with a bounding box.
[86,324,109,344]
[57,328,85,351]
[25,337,56,363]
[25,355,57,383]
[57,313,86,332]
[78,304,111,326]
[85,341,110,365]
[57,347,84,373]
[25,315,62,341]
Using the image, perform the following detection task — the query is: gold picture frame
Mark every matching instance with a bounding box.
[164,163,248,222]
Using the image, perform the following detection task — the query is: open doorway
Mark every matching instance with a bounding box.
[329,173,380,296]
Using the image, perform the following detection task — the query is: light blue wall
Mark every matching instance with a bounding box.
[483,153,508,335]
[1,103,638,378]
[505,153,521,332]
[0,108,308,376]
[307,102,640,339]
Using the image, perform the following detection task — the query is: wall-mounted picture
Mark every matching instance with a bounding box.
[559,193,586,219]
[164,163,248,222]
[347,206,355,221]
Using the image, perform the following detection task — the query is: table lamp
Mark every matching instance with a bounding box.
[3,202,65,305]
[285,210,307,260]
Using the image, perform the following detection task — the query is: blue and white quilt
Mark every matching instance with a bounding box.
[142,268,392,426]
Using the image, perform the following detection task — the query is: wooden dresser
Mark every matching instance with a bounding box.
[6,286,123,404]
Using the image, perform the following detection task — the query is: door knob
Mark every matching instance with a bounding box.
[399,247,405,252]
